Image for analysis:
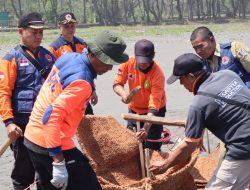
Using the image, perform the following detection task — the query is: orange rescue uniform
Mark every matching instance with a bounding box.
[113,57,166,114]
[48,35,87,60]
[24,53,95,156]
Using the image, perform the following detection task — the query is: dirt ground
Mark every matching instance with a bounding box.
[0,26,250,189]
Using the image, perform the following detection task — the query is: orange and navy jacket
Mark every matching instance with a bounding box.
[48,35,87,59]
[113,57,166,114]
[24,52,96,156]
[0,45,55,127]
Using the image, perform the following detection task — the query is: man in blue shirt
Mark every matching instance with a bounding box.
[150,53,250,190]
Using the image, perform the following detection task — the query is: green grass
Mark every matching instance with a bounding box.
[0,22,250,44]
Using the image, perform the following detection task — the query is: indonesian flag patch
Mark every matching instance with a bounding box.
[0,71,4,80]
[20,59,29,66]
[117,69,122,75]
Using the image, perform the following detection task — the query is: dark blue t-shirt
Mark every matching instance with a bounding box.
[185,70,250,160]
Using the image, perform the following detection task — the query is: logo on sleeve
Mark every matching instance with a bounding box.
[20,60,29,66]
[221,56,229,65]
[61,48,67,54]
[128,73,134,80]
[117,69,122,75]
[0,71,4,80]
[45,54,53,62]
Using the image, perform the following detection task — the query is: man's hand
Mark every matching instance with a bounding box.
[51,159,68,190]
[136,121,152,141]
[149,159,169,174]
[91,91,98,106]
[6,123,23,141]
[121,93,129,104]
[197,137,206,152]
[113,84,129,104]
[136,128,148,141]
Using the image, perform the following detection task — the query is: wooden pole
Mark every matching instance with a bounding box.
[0,138,12,157]
[144,148,151,180]
[137,121,146,178]
[206,129,211,154]
[122,113,186,127]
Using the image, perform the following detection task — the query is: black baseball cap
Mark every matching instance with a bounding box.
[58,12,77,25]
[18,12,45,29]
[135,39,155,64]
[167,53,205,84]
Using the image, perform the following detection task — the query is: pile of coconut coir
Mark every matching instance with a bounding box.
[76,115,198,190]
[191,144,220,189]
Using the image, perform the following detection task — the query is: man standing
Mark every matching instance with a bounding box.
[48,12,97,114]
[150,53,250,190]
[0,12,55,189]
[24,30,128,190]
[190,26,250,88]
[48,12,87,59]
[113,39,167,151]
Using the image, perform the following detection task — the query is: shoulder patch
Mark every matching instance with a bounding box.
[127,73,134,80]
[221,56,230,65]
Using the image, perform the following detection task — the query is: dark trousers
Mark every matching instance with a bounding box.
[127,106,166,151]
[85,102,94,115]
[11,136,37,190]
[28,148,102,190]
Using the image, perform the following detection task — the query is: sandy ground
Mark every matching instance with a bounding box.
[1,27,250,189]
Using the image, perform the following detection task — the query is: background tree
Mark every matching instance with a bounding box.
[1,0,250,27]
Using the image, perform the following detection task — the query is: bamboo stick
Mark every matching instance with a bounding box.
[122,113,186,127]
[0,138,12,157]
[144,148,151,180]
[137,121,146,178]
[206,129,211,154]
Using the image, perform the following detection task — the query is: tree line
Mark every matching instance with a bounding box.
[1,0,249,27]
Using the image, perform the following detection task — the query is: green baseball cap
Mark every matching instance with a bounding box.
[88,30,129,65]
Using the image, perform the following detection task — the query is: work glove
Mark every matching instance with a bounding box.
[51,159,68,190]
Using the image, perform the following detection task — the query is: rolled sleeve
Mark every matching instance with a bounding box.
[231,41,250,73]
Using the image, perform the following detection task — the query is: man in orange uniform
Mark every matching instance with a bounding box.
[0,12,55,190]
[48,12,97,114]
[24,30,128,190]
[113,39,166,151]
[48,12,87,59]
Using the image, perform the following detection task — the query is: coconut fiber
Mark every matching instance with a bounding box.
[191,144,220,189]
[76,115,199,190]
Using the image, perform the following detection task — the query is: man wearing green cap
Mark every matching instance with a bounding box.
[23,30,128,189]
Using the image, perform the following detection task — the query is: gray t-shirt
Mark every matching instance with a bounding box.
[185,70,250,160]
